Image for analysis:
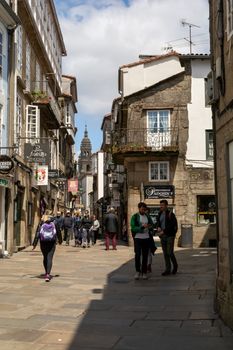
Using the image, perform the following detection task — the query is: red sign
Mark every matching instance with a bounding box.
[68,179,78,193]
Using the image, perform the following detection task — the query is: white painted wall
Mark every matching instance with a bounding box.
[186,59,213,168]
[82,175,93,212]
[97,151,104,200]
[122,56,184,97]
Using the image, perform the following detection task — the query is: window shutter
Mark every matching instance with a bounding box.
[105,131,111,145]
[26,105,40,142]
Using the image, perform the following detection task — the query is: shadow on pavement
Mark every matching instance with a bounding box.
[65,247,233,350]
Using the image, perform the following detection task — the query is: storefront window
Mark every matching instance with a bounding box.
[197,195,216,224]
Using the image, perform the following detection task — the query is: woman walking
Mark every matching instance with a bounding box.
[32,214,62,282]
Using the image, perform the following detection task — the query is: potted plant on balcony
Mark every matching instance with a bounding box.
[31,90,49,103]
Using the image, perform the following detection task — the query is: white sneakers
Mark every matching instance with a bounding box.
[134,272,148,280]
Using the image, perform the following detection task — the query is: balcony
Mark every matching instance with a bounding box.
[112,128,179,161]
[31,90,61,129]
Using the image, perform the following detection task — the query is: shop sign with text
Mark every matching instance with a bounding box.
[24,143,50,164]
[0,155,14,173]
[144,185,175,199]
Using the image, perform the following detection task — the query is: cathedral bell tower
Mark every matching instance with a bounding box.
[78,126,92,175]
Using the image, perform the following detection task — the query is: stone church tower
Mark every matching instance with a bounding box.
[78,126,93,212]
[78,126,92,175]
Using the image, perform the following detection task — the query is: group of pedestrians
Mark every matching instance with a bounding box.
[54,210,101,248]
[32,209,101,282]
[32,201,178,283]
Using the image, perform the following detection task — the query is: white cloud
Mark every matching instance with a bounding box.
[55,0,210,151]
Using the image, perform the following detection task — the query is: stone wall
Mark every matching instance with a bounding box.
[122,65,215,248]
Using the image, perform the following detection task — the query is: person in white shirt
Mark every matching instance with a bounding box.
[90,215,100,245]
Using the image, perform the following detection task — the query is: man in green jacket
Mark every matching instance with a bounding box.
[131,202,154,280]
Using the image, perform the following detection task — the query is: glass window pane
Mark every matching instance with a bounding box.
[160,163,168,180]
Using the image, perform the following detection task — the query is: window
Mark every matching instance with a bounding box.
[206,130,214,160]
[197,195,216,224]
[66,103,71,124]
[16,26,23,75]
[148,110,170,133]
[15,94,23,154]
[147,110,171,148]
[25,38,31,91]
[0,31,3,79]
[228,141,233,270]
[227,0,233,38]
[149,161,169,181]
[35,61,41,91]
[26,105,40,141]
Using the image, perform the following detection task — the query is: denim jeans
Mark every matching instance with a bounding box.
[160,235,178,272]
[134,238,150,274]
[64,228,73,245]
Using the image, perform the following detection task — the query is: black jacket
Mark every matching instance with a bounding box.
[157,210,178,237]
[81,216,93,230]
[104,213,118,233]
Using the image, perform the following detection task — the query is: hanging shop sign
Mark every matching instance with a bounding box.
[24,143,50,164]
[144,185,175,199]
[0,155,14,173]
[68,179,78,193]
[48,169,60,178]
[33,165,48,186]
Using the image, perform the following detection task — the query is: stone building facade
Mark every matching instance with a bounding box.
[209,0,233,330]
[112,53,215,247]
[0,0,77,255]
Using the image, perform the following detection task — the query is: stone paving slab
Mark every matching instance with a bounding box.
[0,243,232,350]
[114,335,233,350]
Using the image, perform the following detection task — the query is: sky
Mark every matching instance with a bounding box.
[54,0,210,155]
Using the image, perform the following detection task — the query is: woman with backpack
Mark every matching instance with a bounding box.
[32,214,62,282]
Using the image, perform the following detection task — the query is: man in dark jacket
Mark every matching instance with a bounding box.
[63,211,74,246]
[54,211,64,231]
[81,210,93,248]
[156,199,178,276]
[104,208,118,250]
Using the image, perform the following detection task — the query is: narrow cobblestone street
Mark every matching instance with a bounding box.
[0,241,232,350]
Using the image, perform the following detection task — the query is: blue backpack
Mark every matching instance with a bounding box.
[40,222,57,241]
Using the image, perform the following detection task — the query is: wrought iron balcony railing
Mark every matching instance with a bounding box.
[112,128,179,153]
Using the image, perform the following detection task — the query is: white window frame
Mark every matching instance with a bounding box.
[227,0,233,39]
[15,94,23,154]
[206,130,214,160]
[147,110,171,149]
[66,103,71,125]
[149,161,170,182]
[16,26,23,76]
[26,105,40,142]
